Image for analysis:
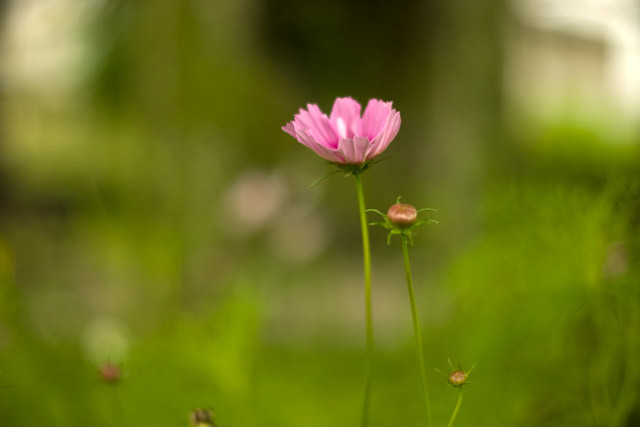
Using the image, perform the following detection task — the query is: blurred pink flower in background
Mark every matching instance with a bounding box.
[282,97,401,165]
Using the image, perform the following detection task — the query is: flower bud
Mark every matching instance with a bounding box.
[387,203,418,227]
[448,369,467,387]
[190,409,215,426]
[100,363,120,383]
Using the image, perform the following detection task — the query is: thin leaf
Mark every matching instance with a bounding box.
[308,169,340,188]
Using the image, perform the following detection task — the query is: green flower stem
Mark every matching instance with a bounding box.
[446,389,463,427]
[111,385,126,427]
[354,173,374,427]
[400,233,431,427]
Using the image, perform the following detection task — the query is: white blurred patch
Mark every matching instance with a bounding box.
[508,0,640,128]
[268,203,329,263]
[222,170,288,234]
[82,317,130,366]
[336,117,347,139]
[1,0,104,99]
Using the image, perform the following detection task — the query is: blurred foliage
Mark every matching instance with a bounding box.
[1,0,640,426]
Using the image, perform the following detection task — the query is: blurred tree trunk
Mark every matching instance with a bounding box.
[417,0,506,254]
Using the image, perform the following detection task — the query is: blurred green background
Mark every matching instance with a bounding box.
[1,0,640,426]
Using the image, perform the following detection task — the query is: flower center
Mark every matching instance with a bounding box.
[336,117,347,139]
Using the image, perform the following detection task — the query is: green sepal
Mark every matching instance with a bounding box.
[366,208,388,219]
[369,198,438,246]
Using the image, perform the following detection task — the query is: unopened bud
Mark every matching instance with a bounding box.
[190,408,215,426]
[100,363,120,383]
[387,203,417,227]
[448,370,467,387]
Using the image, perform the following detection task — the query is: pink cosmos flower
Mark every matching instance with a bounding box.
[282,97,401,165]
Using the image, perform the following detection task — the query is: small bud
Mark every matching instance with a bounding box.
[387,203,418,227]
[448,370,467,387]
[100,363,120,383]
[190,409,215,426]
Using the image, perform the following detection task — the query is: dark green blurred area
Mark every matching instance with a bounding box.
[1,0,640,426]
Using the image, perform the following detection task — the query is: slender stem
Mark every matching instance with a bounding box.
[111,385,126,427]
[354,173,374,427]
[446,390,463,427]
[401,234,431,427]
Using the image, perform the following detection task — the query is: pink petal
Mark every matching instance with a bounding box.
[329,97,361,139]
[296,129,345,163]
[337,137,371,164]
[368,111,401,159]
[359,99,393,140]
[282,122,296,138]
[282,97,400,165]
[293,104,338,148]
